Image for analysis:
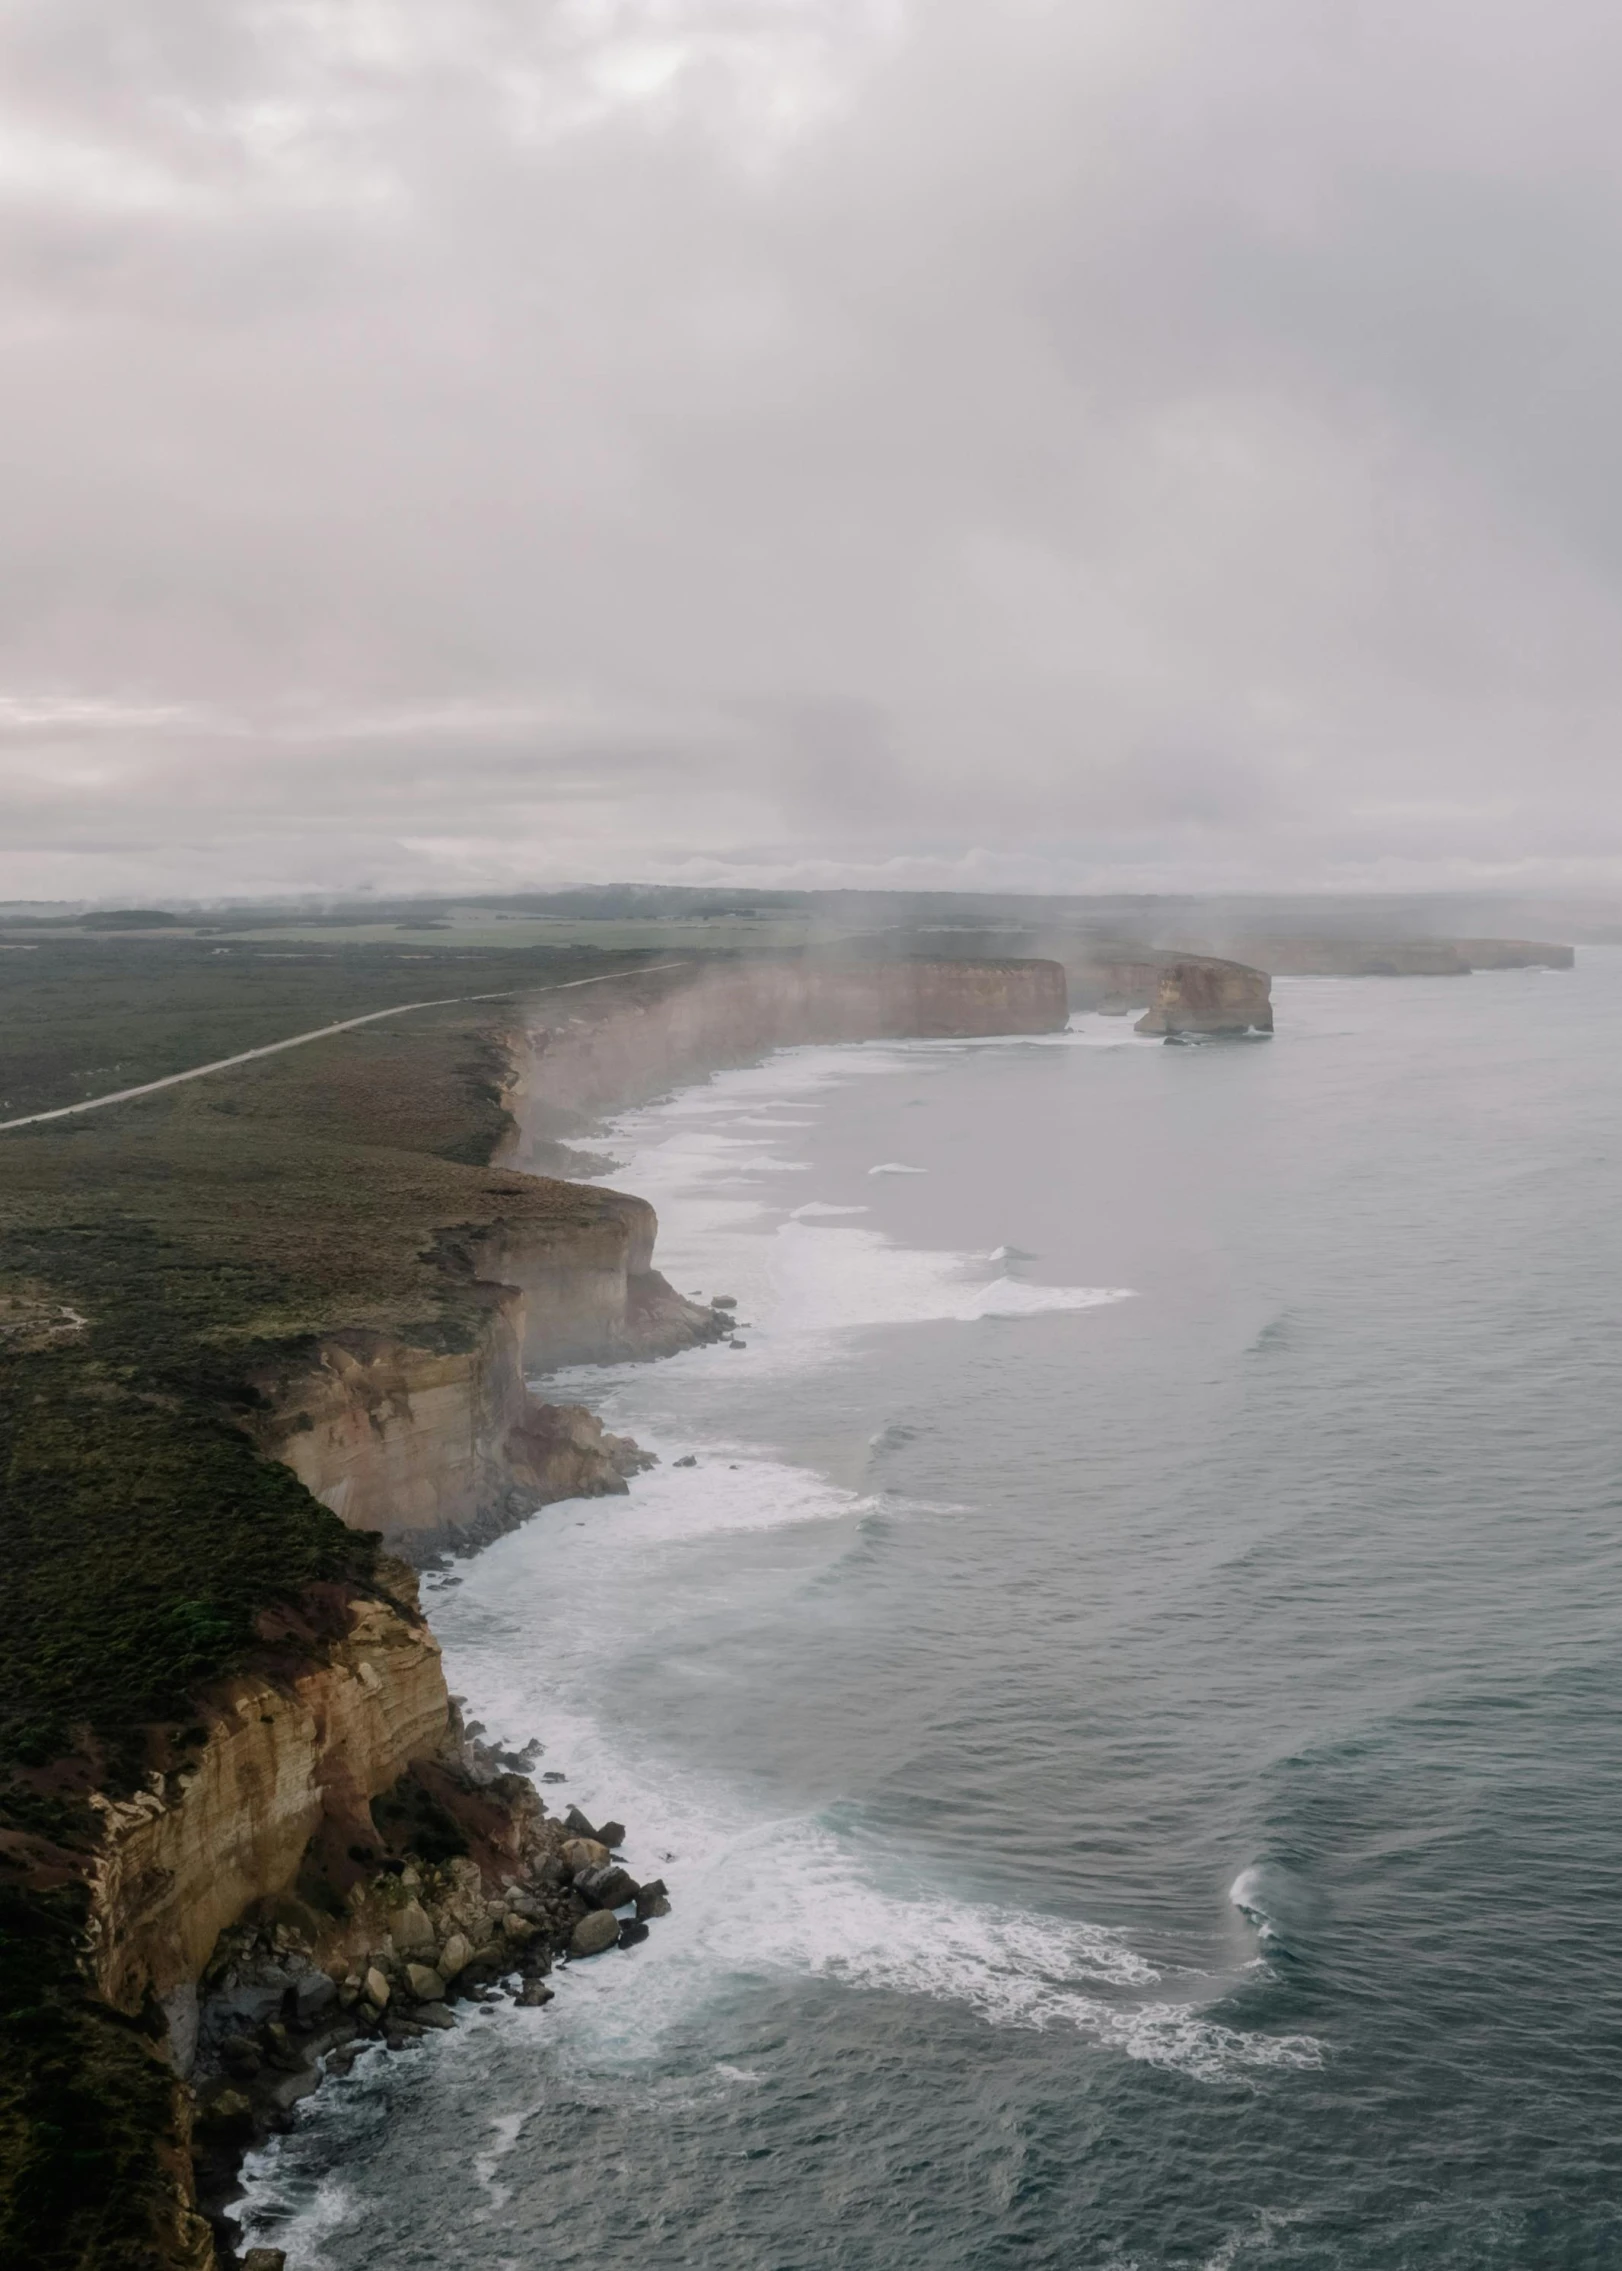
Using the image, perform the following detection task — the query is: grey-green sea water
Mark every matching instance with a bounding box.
[237,958,1622,2269]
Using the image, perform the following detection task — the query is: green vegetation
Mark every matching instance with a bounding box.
[0,932,670,1120]
[0,934,687,2267]
[0,1881,184,2271]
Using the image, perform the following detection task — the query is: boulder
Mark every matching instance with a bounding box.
[570,1909,622,1958]
[561,1837,609,1873]
[268,2068,321,2115]
[415,2003,457,2030]
[617,1919,650,1949]
[635,1882,670,1920]
[262,2021,302,2072]
[390,1899,437,1955]
[503,1912,540,1943]
[517,1980,556,2008]
[564,1805,600,1840]
[199,2089,253,2137]
[405,1963,447,2003]
[595,1820,627,1851]
[573,1863,638,1910]
[364,1967,391,2011]
[243,2252,288,2271]
[293,1972,338,2027]
[439,1932,473,1980]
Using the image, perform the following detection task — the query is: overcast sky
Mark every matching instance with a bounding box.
[5,0,1622,902]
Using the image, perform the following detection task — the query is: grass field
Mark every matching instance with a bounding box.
[0,933,707,1121]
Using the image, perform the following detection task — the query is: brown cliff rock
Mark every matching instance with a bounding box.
[1448,938,1575,971]
[1135,957,1273,1036]
[257,1282,677,1558]
[501,956,1068,1146]
[86,1567,448,2022]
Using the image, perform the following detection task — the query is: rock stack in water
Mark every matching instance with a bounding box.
[1135,956,1273,1037]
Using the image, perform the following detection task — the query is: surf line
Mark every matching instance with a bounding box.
[0,960,695,1132]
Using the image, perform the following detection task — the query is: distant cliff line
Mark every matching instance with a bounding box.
[256,955,1069,1563]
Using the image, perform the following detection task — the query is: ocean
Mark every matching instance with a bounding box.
[235,956,1622,2269]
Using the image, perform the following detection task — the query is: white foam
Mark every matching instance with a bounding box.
[569,1444,873,1546]
[232,2157,364,2264]
[1228,1861,1313,1954]
[422,1519,1321,2093]
[867,1160,926,1174]
[454,1044,1295,2093]
[472,2108,529,2212]
[761,1221,1133,1337]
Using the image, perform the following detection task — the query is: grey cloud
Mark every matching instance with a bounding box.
[4,0,1622,898]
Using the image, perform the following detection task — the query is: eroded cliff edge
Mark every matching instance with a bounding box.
[503,952,1068,1152]
[0,951,1067,2270]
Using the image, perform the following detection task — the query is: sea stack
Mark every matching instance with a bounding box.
[1135,956,1273,1037]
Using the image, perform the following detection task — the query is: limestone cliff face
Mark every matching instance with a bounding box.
[1135,957,1273,1035]
[1448,937,1575,971]
[478,1192,715,1372]
[258,1298,663,1558]
[1064,956,1176,1012]
[502,956,1068,1147]
[86,1573,448,2031]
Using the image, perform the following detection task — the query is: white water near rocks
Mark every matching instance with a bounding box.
[236,965,1622,2269]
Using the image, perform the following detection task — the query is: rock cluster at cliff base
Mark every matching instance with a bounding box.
[194,1780,668,2262]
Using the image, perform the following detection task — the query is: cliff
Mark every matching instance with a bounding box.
[0,948,1071,2269]
[1135,957,1274,1036]
[1447,938,1575,971]
[501,955,1067,1148]
[85,1572,449,2037]
[1163,935,1574,977]
[255,1279,691,1561]
[254,959,1066,1552]
[16,1563,609,2267]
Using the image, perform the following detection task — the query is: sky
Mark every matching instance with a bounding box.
[5,0,1622,904]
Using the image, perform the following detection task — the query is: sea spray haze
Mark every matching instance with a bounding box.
[238,959,1622,2270]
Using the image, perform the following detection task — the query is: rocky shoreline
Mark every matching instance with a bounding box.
[195,1714,667,2269]
[0,954,1075,2271]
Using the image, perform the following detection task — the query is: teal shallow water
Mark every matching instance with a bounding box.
[238,959,1622,2269]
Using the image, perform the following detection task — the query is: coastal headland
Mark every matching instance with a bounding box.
[0,938,1065,2270]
